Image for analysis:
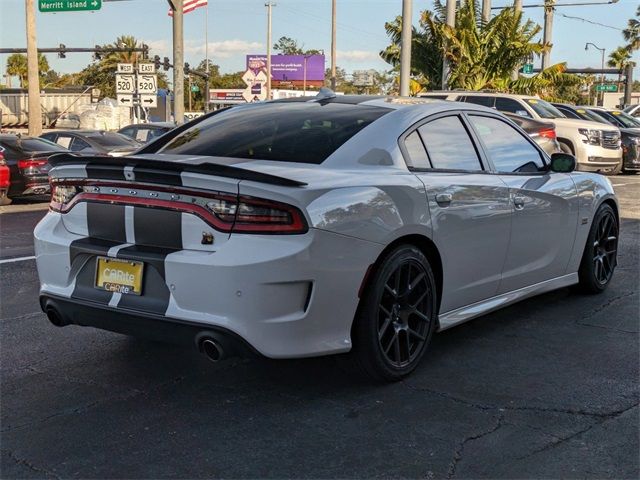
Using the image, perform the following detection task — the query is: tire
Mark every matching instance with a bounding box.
[577,203,619,294]
[352,245,438,382]
[0,193,11,206]
[558,140,573,155]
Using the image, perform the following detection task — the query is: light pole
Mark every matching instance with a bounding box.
[585,42,605,106]
[265,2,276,100]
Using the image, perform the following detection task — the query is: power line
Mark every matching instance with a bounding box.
[556,12,624,31]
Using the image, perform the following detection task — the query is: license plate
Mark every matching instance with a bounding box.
[95,257,144,295]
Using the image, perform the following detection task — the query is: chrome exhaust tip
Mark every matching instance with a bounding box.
[200,338,224,362]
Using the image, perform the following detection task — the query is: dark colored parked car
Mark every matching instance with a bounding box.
[0,135,68,199]
[40,130,141,157]
[117,122,175,144]
[503,113,561,156]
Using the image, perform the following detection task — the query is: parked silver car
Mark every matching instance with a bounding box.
[35,94,619,381]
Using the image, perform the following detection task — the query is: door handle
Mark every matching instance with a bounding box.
[513,195,526,210]
[435,193,453,207]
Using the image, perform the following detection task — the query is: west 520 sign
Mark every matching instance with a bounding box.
[39,1,102,12]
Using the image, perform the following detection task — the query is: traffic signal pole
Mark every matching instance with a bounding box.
[172,0,185,124]
[399,0,412,96]
[25,0,42,136]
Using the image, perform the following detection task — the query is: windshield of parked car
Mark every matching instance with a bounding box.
[573,108,609,124]
[525,99,566,119]
[158,102,391,164]
[608,110,640,128]
[88,134,140,147]
[0,137,68,153]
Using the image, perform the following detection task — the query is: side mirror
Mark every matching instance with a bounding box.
[549,152,576,173]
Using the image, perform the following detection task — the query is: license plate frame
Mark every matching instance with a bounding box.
[95,256,144,296]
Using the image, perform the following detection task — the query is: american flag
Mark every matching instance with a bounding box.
[168,0,208,16]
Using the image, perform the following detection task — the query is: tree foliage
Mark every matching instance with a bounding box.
[5,53,50,88]
[623,6,640,51]
[273,36,322,55]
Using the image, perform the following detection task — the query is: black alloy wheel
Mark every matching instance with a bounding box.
[353,245,437,381]
[578,203,618,293]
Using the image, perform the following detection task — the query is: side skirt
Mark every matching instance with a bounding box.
[438,273,579,331]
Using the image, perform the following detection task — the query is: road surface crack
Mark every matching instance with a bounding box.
[1,448,62,479]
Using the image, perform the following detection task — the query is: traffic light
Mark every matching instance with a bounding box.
[58,44,66,59]
[153,55,161,71]
[93,45,103,61]
[163,57,170,71]
[142,43,149,60]
[184,62,191,74]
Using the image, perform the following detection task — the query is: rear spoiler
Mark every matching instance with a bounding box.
[48,153,307,188]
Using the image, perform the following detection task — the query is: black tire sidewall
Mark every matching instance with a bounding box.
[578,203,618,293]
[353,245,437,382]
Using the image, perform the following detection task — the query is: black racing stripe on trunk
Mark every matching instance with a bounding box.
[115,245,177,315]
[87,203,126,243]
[133,207,182,249]
[132,167,182,186]
[70,255,113,305]
[69,237,116,264]
[85,164,126,181]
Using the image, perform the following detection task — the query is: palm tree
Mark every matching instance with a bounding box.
[99,35,144,72]
[381,1,576,95]
[607,46,633,86]
[5,53,50,88]
[623,6,640,51]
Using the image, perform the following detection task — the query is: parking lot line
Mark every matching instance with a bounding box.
[0,255,36,264]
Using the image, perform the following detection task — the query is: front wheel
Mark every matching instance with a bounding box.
[352,245,438,382]
[577,203,618,293]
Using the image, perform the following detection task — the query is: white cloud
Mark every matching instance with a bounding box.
[337,50,380,62]
[185,39,263,58]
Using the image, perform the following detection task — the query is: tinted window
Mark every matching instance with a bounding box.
[555,106,580,119]
[159,103,390,164]
[525,99,565,119]
[0,137,67,153]
[495,98,530,117]
[610,110,640,128]
[403,131,430,169]
[71,137,91,152]
[470,115,544,173]
[119,128,135,139]
[462,96,494,108]
[89,133,139,147]
[418,116,483,171]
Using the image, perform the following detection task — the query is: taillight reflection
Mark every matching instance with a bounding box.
[538,128,556,140]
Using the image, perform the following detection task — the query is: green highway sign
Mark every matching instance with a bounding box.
[39,0,102,13]
[595,84,618,92]
[520,63,534,74]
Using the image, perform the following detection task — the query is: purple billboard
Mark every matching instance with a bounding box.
[246,54,325,84]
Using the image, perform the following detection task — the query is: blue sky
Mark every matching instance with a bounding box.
[0,0,638,85]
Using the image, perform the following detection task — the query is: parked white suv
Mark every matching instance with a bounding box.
[420,92,623,173]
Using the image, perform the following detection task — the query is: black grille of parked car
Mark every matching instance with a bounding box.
[601,130,621,150]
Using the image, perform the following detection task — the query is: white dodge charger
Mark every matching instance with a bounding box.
[35,93,619,381]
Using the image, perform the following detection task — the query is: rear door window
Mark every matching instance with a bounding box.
[495,98,531,117]
[469,115,545,173]
[417,116,483,171]
[158,102,391,164]
[461,96,495,108]
[403,131,430,169]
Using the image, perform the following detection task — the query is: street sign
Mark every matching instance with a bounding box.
[138,63,155,74]
[136,74,158,95]
[520,63,534,74]
[116,94,134,107]
[595,84,618,92]
[139,94,158,108]
[115,74,135,94]
[117,63,134,74]
[39,0,102,12]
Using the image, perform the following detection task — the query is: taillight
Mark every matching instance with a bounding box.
[18,158,48,169]
[50,184,80,211]
[538,127,556,140]
[206,195,307,234]
[0,165,10,188]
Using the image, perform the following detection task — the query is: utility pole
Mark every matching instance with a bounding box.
[330,0,337,90]
[172,0,185,123]
[25,0,41,136]
[482,0,491,23]
[442,0,456,89]
[399,0,412,96]
[511,0,523,80]
[541,0,555,70]
[265,2,275,100]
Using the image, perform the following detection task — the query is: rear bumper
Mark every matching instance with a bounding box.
[40,293,258,357]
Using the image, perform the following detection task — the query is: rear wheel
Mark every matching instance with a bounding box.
[577,204,618,293]
[352,245,437,382]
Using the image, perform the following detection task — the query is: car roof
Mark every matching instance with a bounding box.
[120,122,175,129]
[419,91,539,101]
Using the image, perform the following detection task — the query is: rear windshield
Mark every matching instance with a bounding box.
[158,102,391,164]
[0,137,67,153]
[525,99,566,119]
[89,134,139,147]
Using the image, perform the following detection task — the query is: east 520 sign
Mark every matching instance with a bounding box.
[39,1,102,13]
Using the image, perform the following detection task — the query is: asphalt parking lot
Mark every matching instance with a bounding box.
[1,177,638,479]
